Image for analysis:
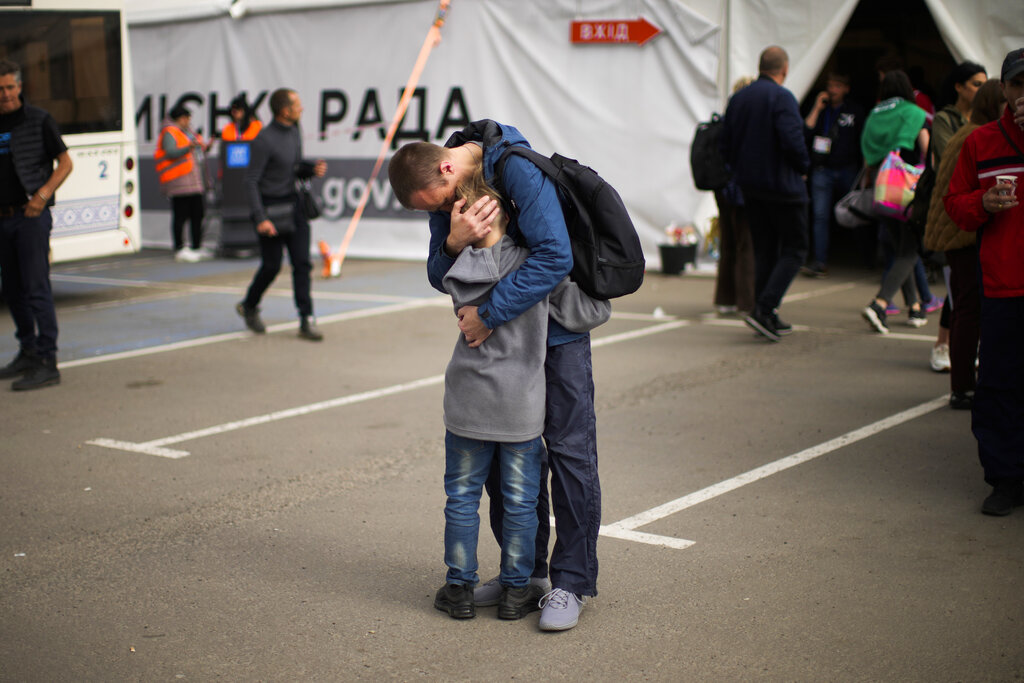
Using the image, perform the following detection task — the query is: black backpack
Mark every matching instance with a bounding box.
[690,113,731,191]
[494,145,645,300]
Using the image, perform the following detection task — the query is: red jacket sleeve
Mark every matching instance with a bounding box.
[942,134,988,232]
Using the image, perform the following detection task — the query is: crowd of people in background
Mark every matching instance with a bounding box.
[716,46,1024,517]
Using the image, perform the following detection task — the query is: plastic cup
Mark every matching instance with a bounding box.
[995,175,1018,197]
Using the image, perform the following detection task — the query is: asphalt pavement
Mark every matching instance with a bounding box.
[1,248,1021,682]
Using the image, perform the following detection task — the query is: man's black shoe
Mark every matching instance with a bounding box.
[236,302,266,333]
[982,479,1024,516]
[950,391,974,410]
[744,308,780,342]
[12,356,60,391]
[0,349,40,379]
[497,583,545,620]
[800,264,828,278]
[770,311,793,336]
[434,582,475,619]
[298,316,323,341]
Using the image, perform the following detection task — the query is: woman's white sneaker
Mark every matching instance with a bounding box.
[930,343,951,372]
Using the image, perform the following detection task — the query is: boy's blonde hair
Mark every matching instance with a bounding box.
[456,165,508,235]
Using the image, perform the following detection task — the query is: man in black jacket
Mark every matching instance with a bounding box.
[236,88,326,341]
[0,59,73,390]
[720,46,811,341]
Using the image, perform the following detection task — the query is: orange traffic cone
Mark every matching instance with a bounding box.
[319,240,333,278]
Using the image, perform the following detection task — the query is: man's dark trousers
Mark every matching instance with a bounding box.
[485,336,600,596]
[973,295,1024,485]
[745,197,809,313]
[0,209,58,359]
[242,201,313,317]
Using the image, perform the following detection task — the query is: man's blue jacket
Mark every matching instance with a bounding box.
[719,75,810,203]
[426,120,581,346]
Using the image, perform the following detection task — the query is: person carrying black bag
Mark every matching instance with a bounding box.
[236,88,326,341]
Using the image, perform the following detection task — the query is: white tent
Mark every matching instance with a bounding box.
[125,0,1023,266]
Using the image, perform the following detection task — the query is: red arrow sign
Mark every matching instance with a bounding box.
[570,17,661,46]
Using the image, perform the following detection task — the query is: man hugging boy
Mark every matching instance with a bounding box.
[433,166,610,620]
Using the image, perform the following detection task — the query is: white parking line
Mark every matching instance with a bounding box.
[83,304,947,553]
[62,297,449,368]
[86,320,691,456]
[52,272,433,311]
[88,375,446,459]
[783,281,858,302]
[599,395,948,548]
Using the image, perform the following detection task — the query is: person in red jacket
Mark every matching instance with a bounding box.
[943,47,1024,517]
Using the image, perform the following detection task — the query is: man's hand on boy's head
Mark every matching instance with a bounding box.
[446,196,498,255]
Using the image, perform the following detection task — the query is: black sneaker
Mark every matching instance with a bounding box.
[434,582,475,619]
[11,356,60,391]
[981,479,1024,516]
[0,349,40,379]
[800,263,828,278]
[298,316,323,341]
[497,583,546,620]
[770,311,793,336]
[907,307,927,328]
[744,308,780,342]
[862,301,889,334]
[950,391,974,410]
[236,302,266,334]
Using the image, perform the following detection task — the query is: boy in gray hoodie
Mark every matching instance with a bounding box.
[433,169,609,621]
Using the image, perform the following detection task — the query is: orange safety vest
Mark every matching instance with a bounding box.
[222,120,262,141]
[155,125,195,185]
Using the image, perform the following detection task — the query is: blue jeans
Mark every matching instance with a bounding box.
[443,431,542,588]
[809,165,857,266]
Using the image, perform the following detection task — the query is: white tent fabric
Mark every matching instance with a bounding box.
[722,0,1023,103]
[923,0,1024,77]
[125,0,1022,266]
[125,0,233,25]
[129,0,722,263]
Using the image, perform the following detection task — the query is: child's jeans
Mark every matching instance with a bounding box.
[443,431,543,588]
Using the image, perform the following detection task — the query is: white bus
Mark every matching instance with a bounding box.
[0,0,140,262]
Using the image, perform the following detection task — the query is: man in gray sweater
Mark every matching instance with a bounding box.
[236,88,326,341]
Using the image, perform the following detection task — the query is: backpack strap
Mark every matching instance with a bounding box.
[495,145,558,183]
[493,145,561,239]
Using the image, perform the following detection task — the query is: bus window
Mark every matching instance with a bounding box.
[0,11,122,134]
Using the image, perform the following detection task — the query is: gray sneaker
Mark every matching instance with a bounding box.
[538,588,585,631]
[474,575,551,607]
